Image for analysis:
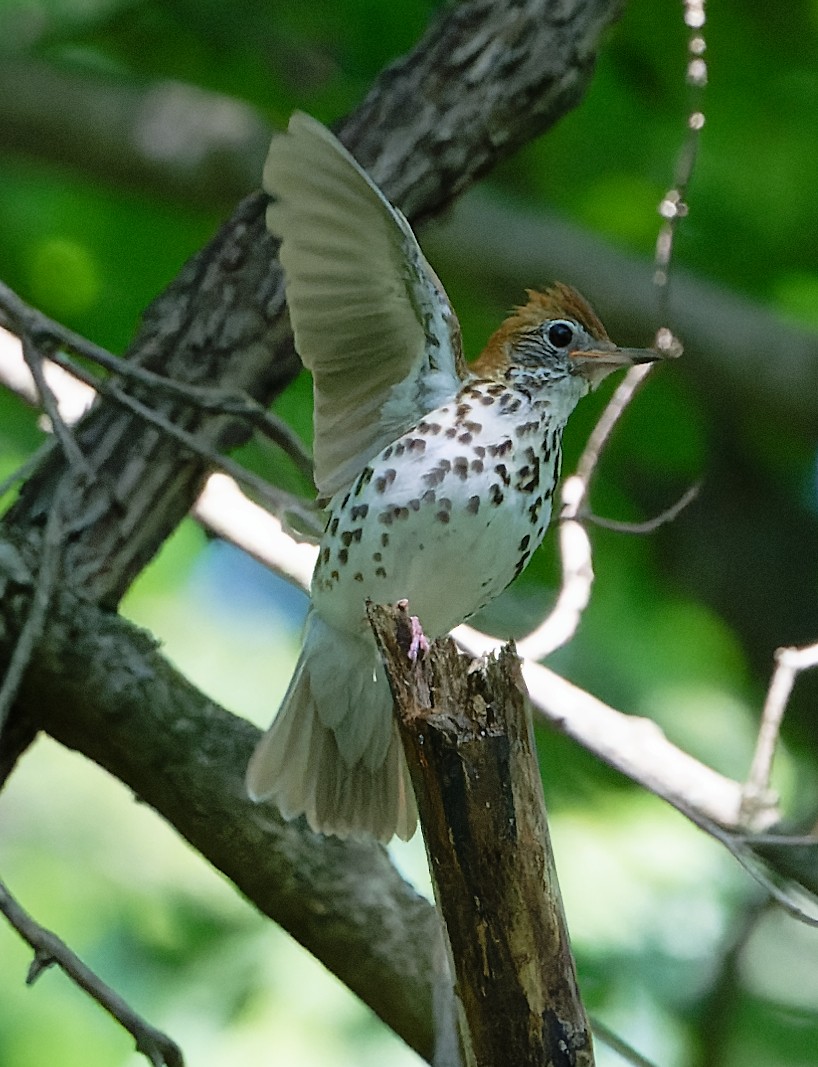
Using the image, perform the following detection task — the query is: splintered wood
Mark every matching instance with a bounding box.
[368,601,594,1067]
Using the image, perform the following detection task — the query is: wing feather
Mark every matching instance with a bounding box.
[264,112,464,497]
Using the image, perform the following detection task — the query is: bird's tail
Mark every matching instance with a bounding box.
[246,610,417,842]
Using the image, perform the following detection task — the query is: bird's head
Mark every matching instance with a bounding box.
[473,283,661,390]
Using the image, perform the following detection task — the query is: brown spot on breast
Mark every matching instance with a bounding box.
[338,548,348,564]
[353,572,364,582]
[374,468,397,493]
[407,437,426,453]
[495,463,510,486]
[444,426,457,438]
[464,420,482,434]
[516,456,540,493]
[515,419,539,438]
[458,431,473,444]
[351,503,369,520]
[490,484,504,506]
[436,511,450,524]
[341,530,353,547]
[378,511,394,525]
[422,489,436,504]
[453,457,469,480]
[423,467,446,488]
[408,497,421,511]
[375,567,387,578]
[467,495,480,515]
[329,517,339,536]
[513,551,531,580]
[353,467,374,496]
[470,459,484,474]
[381,532,390,547]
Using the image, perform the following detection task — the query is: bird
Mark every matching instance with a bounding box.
[246,112,663,842]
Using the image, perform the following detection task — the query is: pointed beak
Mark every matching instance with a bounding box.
[570,342,669,385]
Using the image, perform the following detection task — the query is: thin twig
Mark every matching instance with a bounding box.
[43,347,320,533]
[652,0,707,330]
[0,441,57,502]
[741,640,818,826]
[0,279,313,480]
[670,796,818,929]
[0,875,184,1067]
[515,5,707,663]
[19,334,92,478]
[515,364,657,662]
[583,482,700,534]
[0,480,69,733]
[591,1017,659,1067]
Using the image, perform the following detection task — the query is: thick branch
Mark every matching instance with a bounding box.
[0,58,271,208]
[369,604,593,1067]
[0,552,439,1060]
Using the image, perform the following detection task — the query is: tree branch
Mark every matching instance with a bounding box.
[0,876,184,1067]
[369,604,594,1067]
[0,562,441,1059]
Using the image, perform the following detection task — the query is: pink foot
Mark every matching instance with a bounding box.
[396,599,430,662]
[407,615,430,662]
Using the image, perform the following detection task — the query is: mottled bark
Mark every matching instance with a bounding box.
[370,604,593,1067]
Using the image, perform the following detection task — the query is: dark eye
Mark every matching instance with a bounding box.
[547,321,575,348]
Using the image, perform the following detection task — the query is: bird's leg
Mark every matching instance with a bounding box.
[395,599,430,662]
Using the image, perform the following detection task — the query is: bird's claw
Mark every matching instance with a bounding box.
[395,599,430,662]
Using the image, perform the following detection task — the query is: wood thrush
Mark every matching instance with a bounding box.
[247,113,662,841]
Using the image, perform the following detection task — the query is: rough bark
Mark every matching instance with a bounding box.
[0,543,440,1057]
[370,604,593,1067]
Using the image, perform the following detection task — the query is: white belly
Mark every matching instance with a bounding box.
[311,380,572,637]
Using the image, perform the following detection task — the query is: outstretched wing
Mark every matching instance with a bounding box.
[264,112,465,498]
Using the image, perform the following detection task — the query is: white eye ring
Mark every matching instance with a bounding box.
[546,320,576,348]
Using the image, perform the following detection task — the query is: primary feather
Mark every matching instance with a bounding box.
[264,112,464,498]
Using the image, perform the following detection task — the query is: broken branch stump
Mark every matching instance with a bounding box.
[367,601,594,1067]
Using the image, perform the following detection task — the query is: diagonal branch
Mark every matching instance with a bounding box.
[0,876,184,1067]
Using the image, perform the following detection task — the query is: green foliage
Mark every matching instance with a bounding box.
[1,1,817,1065]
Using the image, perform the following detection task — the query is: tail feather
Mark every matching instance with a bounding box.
[246,611,418,842]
